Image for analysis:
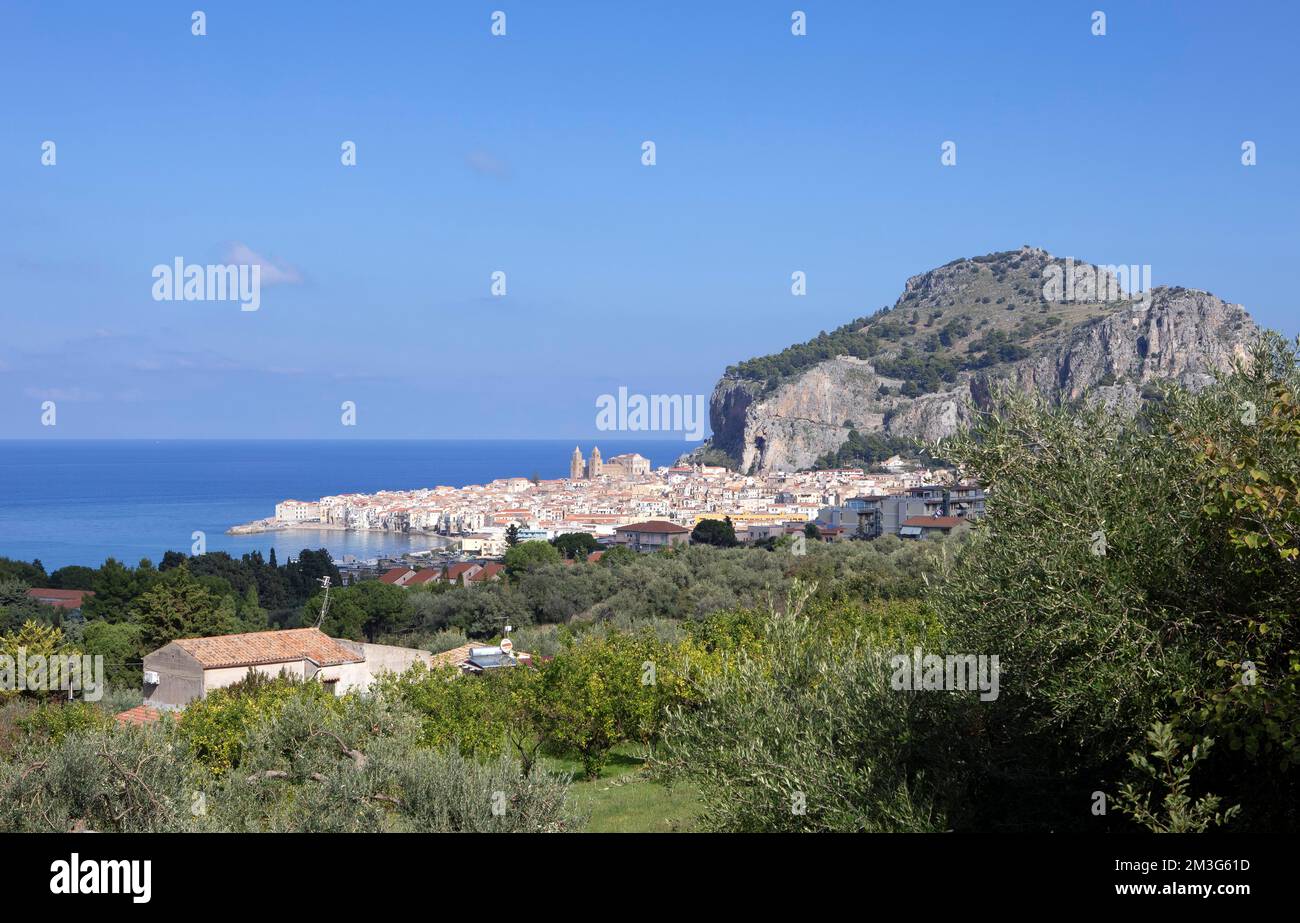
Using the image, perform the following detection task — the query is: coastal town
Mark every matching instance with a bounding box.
[4,0,1292,891]
[231,446,987,575]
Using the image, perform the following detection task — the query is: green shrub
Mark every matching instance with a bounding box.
[177,672,333,776]
[934,333,1300,830]
[661,592,949,832]
[0,722,192,832]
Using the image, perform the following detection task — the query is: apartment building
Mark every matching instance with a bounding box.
[274,500,321,522]
[612,520,691,552]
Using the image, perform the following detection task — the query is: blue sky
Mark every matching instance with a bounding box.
[2,0,1297,439]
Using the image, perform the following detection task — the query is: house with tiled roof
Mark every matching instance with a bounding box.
[404,567,443,587]
[612,520,691,552]
[441,562,482,584]
[141,627,434,710]
[465,562,504,584]
[379,566,417,586]
[26,588,94,611]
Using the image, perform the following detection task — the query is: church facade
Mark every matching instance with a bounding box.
[570,446,650,480]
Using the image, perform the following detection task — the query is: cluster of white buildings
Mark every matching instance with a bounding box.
[265,451,974,551]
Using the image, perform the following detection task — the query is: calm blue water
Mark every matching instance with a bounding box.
[0,440,695,571]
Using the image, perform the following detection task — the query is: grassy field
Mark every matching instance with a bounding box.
[542,745,705,833]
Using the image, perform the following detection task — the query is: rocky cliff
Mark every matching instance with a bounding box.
[695,247,1256,473]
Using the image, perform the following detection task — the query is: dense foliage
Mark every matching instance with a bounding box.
[662,589,952,831]
[812,429,920,470]
[0,546,351,699]
[0,677,580,833]
[690,517,738,547]
[725,312,884,394]
[928,333,1300,830]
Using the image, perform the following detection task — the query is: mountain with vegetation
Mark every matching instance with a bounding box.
[689,246,1257,473]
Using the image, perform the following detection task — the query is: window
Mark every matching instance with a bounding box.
[322,678,339,696]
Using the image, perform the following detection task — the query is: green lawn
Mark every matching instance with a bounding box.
[542,745,705,833]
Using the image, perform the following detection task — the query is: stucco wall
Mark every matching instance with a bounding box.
[201,661,308,692]
[329,661,373,694]
[142,644,204,709]
[341,641,434,678]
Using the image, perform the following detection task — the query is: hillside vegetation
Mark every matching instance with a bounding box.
[699,246,1253,473]
[727,248,1117,396]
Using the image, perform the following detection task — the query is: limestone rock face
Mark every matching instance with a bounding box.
[694,248,1256,473]
[728,358,879,474]
[1009,287,1254,402]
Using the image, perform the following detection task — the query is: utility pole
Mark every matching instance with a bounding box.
[314,575,331,629]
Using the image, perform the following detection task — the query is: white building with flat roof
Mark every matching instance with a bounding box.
[275,500,320,522]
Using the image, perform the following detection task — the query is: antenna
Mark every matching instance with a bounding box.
[314,575,331,628]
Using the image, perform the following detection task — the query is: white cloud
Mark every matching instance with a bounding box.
[225,242,303,285]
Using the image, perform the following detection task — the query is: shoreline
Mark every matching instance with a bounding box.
[226,519,451,545]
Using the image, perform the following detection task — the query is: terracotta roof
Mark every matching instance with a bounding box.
[27,588,94,609]
[444,563,481,581]
[115,705,165,726]
[615,520,690,534]
[901,516,967,529]
[587,550,605,562]
[405,567,442,586]
[172,628,365,670]
[379,567,415,585]
[467,563,504,582]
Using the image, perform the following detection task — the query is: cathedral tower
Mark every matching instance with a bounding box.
[570,446,584,480]
[588,446,602,479]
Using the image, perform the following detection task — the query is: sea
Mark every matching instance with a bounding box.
[0,440,698,571]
